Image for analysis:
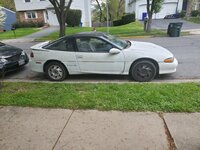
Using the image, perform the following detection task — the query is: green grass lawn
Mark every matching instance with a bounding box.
[37,22,166,41]
[0,28,40,40]
[0,82,200,112]
[184,17,200,24]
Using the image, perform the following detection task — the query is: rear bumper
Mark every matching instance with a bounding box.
[30,60,44,73]
[159,58,178,74]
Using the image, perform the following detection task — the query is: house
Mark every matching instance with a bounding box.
[125,0,184,20]
[0,6,16,31]
[13,0,91,27]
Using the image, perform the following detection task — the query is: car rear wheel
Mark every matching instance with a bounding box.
[130,60,157,82]
[45,61,67,81]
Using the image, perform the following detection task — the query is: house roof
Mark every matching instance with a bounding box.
[0,6,16,14]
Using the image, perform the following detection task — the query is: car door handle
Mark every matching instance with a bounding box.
[77,55,83,59]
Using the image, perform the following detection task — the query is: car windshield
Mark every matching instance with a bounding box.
[104,34,128,49]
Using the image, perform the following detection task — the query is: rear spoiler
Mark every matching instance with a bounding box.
[31,41,50,50]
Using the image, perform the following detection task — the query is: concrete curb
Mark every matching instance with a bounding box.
[1,78,200,84]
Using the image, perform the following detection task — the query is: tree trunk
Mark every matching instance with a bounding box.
[49,0,72,38]
[186,0,193,17]
[59,9,66,37]
[96,0,103,22]
[146,16,152,32]
[59,21,65,37]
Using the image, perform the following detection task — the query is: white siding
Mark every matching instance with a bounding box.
[125,0,184,20]
[14,0,50,11]
[14,0,92,27]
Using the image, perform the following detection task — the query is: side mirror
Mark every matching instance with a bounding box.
[109,48,121,54]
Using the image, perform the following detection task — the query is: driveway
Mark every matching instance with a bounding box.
[2,35,200,82]
[2,26,59,43]
[143,18,200,30]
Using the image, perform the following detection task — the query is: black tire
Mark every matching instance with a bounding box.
[130,60,157,82]
[45,61,67,81]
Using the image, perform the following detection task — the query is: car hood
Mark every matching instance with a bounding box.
[127,41,173,57]
[0,44,22,58]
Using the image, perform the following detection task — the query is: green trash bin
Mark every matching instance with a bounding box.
[167,22,183,37]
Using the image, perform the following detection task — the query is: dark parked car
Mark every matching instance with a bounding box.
[0,42,29,74]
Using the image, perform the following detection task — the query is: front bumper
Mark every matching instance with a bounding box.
[159,58,178,74]
[0,57,29,73]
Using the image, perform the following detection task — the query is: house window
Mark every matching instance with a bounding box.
[26,11,37,19]
[24,0,31,2]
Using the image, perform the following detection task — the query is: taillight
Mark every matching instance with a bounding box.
[30,52,34,58]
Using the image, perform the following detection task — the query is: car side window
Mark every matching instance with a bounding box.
[76,38,93,52]
[76,37,113,53]
[45,38,75,52]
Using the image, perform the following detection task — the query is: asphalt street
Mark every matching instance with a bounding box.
[3,35,200,82]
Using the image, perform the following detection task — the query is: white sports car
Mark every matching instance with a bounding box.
[30,32,178,82]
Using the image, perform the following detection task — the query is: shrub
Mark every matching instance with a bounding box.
[113,19,123,26]
[12,21,44,28]
[113,13,135,26]
[66,9,82,27]
[191,10,200,17]
[180,10,186,18]
[122,13,136,24]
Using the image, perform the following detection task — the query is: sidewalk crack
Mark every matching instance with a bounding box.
[158,113,177,150]
[52,110,74,150]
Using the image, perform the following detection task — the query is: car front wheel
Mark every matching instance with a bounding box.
[130,60,157,82]
[45,61,67,81]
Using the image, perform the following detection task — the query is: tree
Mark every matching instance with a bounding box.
[117,0,125,19]
[185,0,195,17]
[0,7,6,30]
[92,0,103,22]
[92,0,125,22]
[145,0,164,32]
[49,0,73,37]
[92,0,104,22]
[0,0,16,11]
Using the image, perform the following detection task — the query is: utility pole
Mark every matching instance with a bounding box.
[106,0,109,33]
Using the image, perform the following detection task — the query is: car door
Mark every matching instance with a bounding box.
[43,38,80,74]
[75,37,125,74]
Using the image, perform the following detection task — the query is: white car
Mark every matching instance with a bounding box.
[30,32,178,82]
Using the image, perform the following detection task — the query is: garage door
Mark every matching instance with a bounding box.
[138,3,177,20]
[156,3,177,18]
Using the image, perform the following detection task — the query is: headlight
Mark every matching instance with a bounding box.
[0,58,7,63]
[20,51,26,59]
[164,57,174,63]
[21,51,26,56]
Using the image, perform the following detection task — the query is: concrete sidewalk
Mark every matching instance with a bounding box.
[0,107,200,150]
